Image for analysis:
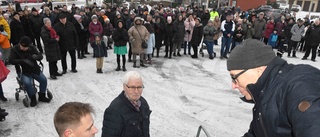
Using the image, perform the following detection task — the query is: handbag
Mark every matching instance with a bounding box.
[0,60,10,83]
[134,26,148,49]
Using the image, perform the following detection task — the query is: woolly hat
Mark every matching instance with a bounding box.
[19,36,31,47]
[12,12,19,17]
[227,39,276,71]
[58,14,66,19]
[91,14,98,19]
[32,7,37,12]
[74,14,81,21]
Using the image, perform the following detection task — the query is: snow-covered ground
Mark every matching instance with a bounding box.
[1,42,320,137]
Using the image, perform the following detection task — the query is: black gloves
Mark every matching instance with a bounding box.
[23,59,34,67]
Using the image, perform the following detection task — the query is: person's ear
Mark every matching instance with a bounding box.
[63,129,73,137]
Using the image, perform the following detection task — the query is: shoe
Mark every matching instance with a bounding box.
[191,55,198,58]
[0,108,5,112]
[209,56,214,60]
[85,52,90,54]
[0,111,8,119]
[292,55,297,58]
[140,62,148,68]
[183,52,186,55]
[133,61,139,68]
[188,52,191,55]
[71,69,78,73]
[98,69,103,73]
[38,92,51,103]
[173,53,176,56]
[220,56,223,59]
[318,54,320,57]
[50,75,57,79]
[302,57,307,60]
[82,55,87,58]
[122,66,127,71]
[30,94,38,107]
[223,56,228,59]
[128,59,132,62]
[311,59,316,62]
[164,55,168,58]
[62,70,67,74]
[55,72,63,76]
[115,66,121,71]
[0,96,7,101]
[287,54,291,57]
[177,53,181,56]
[169,56,172,59]
[78,56,83,59]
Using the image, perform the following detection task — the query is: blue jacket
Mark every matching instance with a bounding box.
[221,20,235,37]
[243,57,320,137]
[267,33,278,47]
[91,41,108,58]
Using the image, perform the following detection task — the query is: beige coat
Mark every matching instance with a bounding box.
[128,20,150,54]
[213,20,221,40]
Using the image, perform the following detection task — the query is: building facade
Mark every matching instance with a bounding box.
[229,0,276,11]
[295,0,320,12]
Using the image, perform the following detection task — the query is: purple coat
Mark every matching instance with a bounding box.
[89,21,103,42]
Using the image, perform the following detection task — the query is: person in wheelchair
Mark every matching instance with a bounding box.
[9,36,51,107]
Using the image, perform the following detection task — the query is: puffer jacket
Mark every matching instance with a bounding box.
[91,41,107,58]
[0,16,10,39]
[243,57,320,137]
[127,17,150,54]
[102,91,151,137]
[203,25,216,42]
[113,27,129,46]
[184,18,195,42]
[290,24,305,42]
[305,24,320,46]
[190,23,203,47]
[173,19,185,43]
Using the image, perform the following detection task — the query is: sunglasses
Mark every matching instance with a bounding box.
[231,69,248,84]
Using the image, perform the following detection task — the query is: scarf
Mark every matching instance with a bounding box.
[47,26,59,39]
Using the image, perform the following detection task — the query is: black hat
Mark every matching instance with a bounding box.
[227,39,276,71]
[58,14,66,19]
[32,7,37,12]
[17,8,23,12]
[19,36,31,47]
[12,12,19,16]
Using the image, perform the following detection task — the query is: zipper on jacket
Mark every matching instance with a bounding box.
[259,112,268,137]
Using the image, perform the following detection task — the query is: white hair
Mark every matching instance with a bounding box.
[122,71,143,84]
[43,17,51,24]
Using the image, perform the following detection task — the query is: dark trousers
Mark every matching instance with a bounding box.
[61,50,76,71]
[48,61,58,76]
[128,43,132,60]
[192,44,198,57]
[183,41,192,54]
[299,38,306,51]
[33,33,43,53]
[214,40,218,45]
[165,40,173,57]
[116,55,126,67]
[288,40,298,56]
[303,45,318,60]
[78,42,86,57]
[263,38,268,45]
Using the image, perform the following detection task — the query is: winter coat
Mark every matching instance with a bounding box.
[0,33,10,49]
[253,18,266,38]
[243,57,320,137]
[113,27,129,46]
[164,22,175,42]
[264,22,275,38]
[284,23,294,40]
[144,22,155,34]
[221,20,235,38]
[245,27,255,39]
[184,19,195,42]
[101,91,151,137]
[0,16,10,39]
[40,26,61,62]
[209,11,219,21]
[126,17,134,30]
[54,21,79,52]
[290,24,305,42]
[128,19,150,54]
[213,20,221,40]
[74,21,89,47]
[10,18,25,45]
[91,41,108,58]
[201,12,210,26]
[267,33,278,47]
[103,23,114,36]
[203,25,216,42]
[9,44,42,76]
[29,14,44,35]
[154,22,164,48]
[190,24,203,47]
[233,29,245,42]
[89,21,103,42]
[173,19,185,43]
[275,21,287,37]
[305,24,320,46]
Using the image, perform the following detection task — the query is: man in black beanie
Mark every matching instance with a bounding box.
[227,39,320,137]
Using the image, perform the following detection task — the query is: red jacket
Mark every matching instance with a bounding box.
[264,22,275,38]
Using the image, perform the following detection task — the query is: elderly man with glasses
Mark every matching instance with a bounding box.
[101,71,151,137]
[227,39,320,137]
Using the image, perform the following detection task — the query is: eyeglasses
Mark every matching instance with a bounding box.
[231,69,248,84]
[126,84,144,91]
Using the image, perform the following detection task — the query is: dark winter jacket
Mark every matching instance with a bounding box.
[243,57,320,137]
[42,13,56,26]
[221,20,235,37]
[284,23,294,40]
[264,22,275,39]
[102,91,151,137]
[305,24,320,46]
[190,23,203,47]
[54,21,79,52]
[233,29,245,42]
[89,21,103,42]
[113,27,129,46]
[91,41,107,58]
[154,22,164,48]
[40,26,61,62]
[143,22,155,34]
[173,19,185,43]
[126,17,134,30]
[73,21,88,47]
[10,18,25,45]
[164,22,175,43]
[29,14,44,35]
[201,12,210,26]
[203,25,217,41]
[103,23,114,36]
[9,44,43,76]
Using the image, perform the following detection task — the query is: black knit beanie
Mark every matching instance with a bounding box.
[227,39,276,71]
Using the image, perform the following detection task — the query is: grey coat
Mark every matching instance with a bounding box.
[203,25,216,41]
[290,24,305,42]
[253,18,266,38]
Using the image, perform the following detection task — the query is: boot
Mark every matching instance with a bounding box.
[38,92,51,103]
[292,51,297,57]
[96,69,100,73]
[122,66,127,71]
[98,69,103,73]
[177,52,181,56]
[133,61,139,68]
[0,107,5,112]
[140,61,147,68]
[30,94,38,107]
[115,66,121,71]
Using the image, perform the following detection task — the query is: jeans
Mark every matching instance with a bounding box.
[204,40,214,57]
[221,37,232,57]
[21,72,47,97]
[183,41,192,54]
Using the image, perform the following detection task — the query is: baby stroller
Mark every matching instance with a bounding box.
[15,61,53,107]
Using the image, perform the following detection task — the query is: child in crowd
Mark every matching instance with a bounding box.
[91,34,108,73]
[268,29,278,49]
[245,23,255,39]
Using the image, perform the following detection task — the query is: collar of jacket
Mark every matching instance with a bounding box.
[246,57,287,103]
[119,90,141,112]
